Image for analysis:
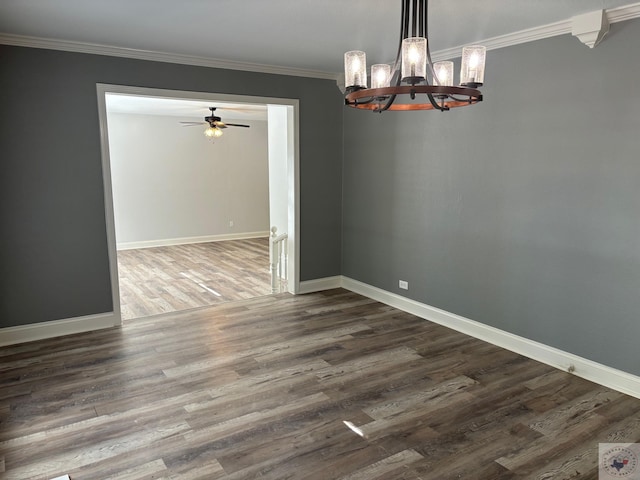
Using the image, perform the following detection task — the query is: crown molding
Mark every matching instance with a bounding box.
[0,32,338,81]
[608,2,640,22]
[431,19,571,62]
[2,3,640,78]
[572,10,610,48]
[431,2,640,62]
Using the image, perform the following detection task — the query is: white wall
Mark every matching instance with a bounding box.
[107,112,269,247]
[267,105,289,237]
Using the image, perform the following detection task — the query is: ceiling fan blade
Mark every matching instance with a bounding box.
[225,123,251,128]
[180,121,206,126]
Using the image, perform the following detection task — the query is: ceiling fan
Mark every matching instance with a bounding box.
[180,107,250,138]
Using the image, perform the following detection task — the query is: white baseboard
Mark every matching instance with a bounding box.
[298,276,342,294]
[117,231,270,251]
[5,273,639,399]
[0,312,119,347]
[302,275,640,399]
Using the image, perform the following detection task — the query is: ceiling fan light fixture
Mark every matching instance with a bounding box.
[343,0,485,112]
[204,126,223,138]
[180,106,251,136]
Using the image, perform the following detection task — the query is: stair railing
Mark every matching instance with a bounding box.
[269,226,288,293]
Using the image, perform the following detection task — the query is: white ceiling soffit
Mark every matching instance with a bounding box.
[1,2,640,79]
[105,94,268,121]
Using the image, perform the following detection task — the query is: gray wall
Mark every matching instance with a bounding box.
[343,20,640,376]
[0,45,343,327]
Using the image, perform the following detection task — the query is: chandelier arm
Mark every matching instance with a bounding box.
[390,0,411,81]
[353,96,377,106]
[426,93,447,111]
[420,0,426,37]
[425,44,438,86]
[392,0,409,75]
[376,94,398,113]
[402,0,411,41]
[447,95,481,103]
[423,0,439,86]
[411,0,418,37]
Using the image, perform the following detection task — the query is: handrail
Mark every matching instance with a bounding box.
[270,226,288,293]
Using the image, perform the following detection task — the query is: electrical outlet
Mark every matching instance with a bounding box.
[399,280,409,290]
[229,220,234,227]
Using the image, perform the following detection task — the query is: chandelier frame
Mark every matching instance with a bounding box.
[344,0,484,113]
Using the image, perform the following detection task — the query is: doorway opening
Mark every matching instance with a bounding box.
[97,85,299,325]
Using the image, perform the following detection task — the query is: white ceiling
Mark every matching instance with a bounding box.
[0,1,636,75]
[105,94,268,121]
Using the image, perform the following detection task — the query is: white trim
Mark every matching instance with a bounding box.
[572,10,610,49]
[340,277,640,399]
[430,3,640,61]
[4,4,640,76]
[97,84,301,301]
[0,313,118,347]
[96,89,122,327]
[117,231,270,251]
[298,276,342,294]
[608,2,640,22]
[431,20,571,61]
[287,104,300,295]
[4,273,639,398]
[297,275,640,399]
[0,33,337,80]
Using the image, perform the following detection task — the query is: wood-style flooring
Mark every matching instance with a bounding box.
[117,238,271,320]
[1,289,640,479]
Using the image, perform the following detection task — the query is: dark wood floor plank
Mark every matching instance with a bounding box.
[1,289,639,479]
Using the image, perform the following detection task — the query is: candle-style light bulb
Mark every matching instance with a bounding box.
[409,46,418,77]
[371,64,391,89]
[433,61,454,86]
[401,37,427,83]
[460,45,486,87]
[352,57,361,85]
[344,51,367,89]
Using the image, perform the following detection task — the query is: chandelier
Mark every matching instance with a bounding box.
[344,0,486,112]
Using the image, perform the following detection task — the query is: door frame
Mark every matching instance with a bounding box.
[96,84,300,326]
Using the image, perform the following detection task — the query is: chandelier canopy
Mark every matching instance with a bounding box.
[344,0,486,112]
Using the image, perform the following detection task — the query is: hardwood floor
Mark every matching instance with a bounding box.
[117,238,272,320]
[1,289,639,479]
